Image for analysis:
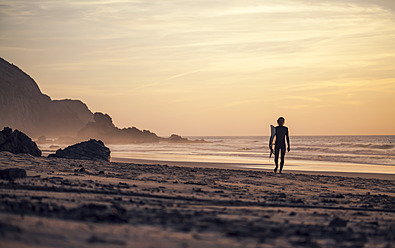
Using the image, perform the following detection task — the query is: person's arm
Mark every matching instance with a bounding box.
[286,128,290,152]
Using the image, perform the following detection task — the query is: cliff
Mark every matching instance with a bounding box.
[0,57,94,137]
[0,57,204,144]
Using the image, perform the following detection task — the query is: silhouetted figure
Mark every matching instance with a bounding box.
[269,117,290,173]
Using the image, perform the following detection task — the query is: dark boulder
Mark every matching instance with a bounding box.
[49,139,111,161]
[0,168,27,181]
[0,127,41,156]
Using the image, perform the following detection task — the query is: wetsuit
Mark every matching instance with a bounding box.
[274,126,290,173]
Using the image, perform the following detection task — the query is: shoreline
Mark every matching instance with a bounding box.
[111,157,395,180]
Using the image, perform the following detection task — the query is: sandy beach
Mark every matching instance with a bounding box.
[0,151,394,248]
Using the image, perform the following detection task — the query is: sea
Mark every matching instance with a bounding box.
[40,136,395,174]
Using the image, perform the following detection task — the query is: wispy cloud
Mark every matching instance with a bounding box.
[165,69,205,81]
[286,96,322,102]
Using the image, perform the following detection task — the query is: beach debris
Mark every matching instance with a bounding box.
[49,139,111,161]
[0,127,41,156]
[329,217,348,227]
[0,168,27,181]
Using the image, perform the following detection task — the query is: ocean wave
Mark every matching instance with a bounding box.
[291,143,394,150]
[107,136,395,167]
[349,144,394,149]
[292,147,394,156]
[288,154,394,166]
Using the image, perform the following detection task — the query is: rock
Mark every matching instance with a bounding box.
[168,134,189,143]
[78,112,160,144]
[78,112,204,144]
[49,139,110,161]
[329,217,348,227]
[0,168,27,181]
[0,127,41,156]
[165,134,206,143]
[93,112,115,128]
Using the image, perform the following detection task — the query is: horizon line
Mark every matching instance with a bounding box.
[181,134,395,137]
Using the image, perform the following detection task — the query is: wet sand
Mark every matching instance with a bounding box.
[112,157,395,180]
[1,151,394,247]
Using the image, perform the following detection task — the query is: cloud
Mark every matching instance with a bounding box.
[165,69,205,81]
[0,46,40,52]
[286,96,322,102]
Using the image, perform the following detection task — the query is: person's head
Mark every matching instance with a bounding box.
[277,117,285,126]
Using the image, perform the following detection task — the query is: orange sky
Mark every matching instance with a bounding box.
[1,0,395,136]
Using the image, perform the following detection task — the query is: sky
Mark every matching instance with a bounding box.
[0,0,394,136]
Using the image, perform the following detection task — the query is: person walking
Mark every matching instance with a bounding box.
[269,117,290,173]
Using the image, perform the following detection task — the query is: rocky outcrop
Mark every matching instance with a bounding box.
[52,99,94,128]
[160,134,207,143]
[0,168,27,181]
[0,57,204,144]
[78,112,160,144]
[49,139,111,161]
[0,57,93,137]
[0,127,41,156]
[77,112,206,144]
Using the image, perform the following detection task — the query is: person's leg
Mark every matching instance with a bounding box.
[274,146,280,173]
[279,146,286,173]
